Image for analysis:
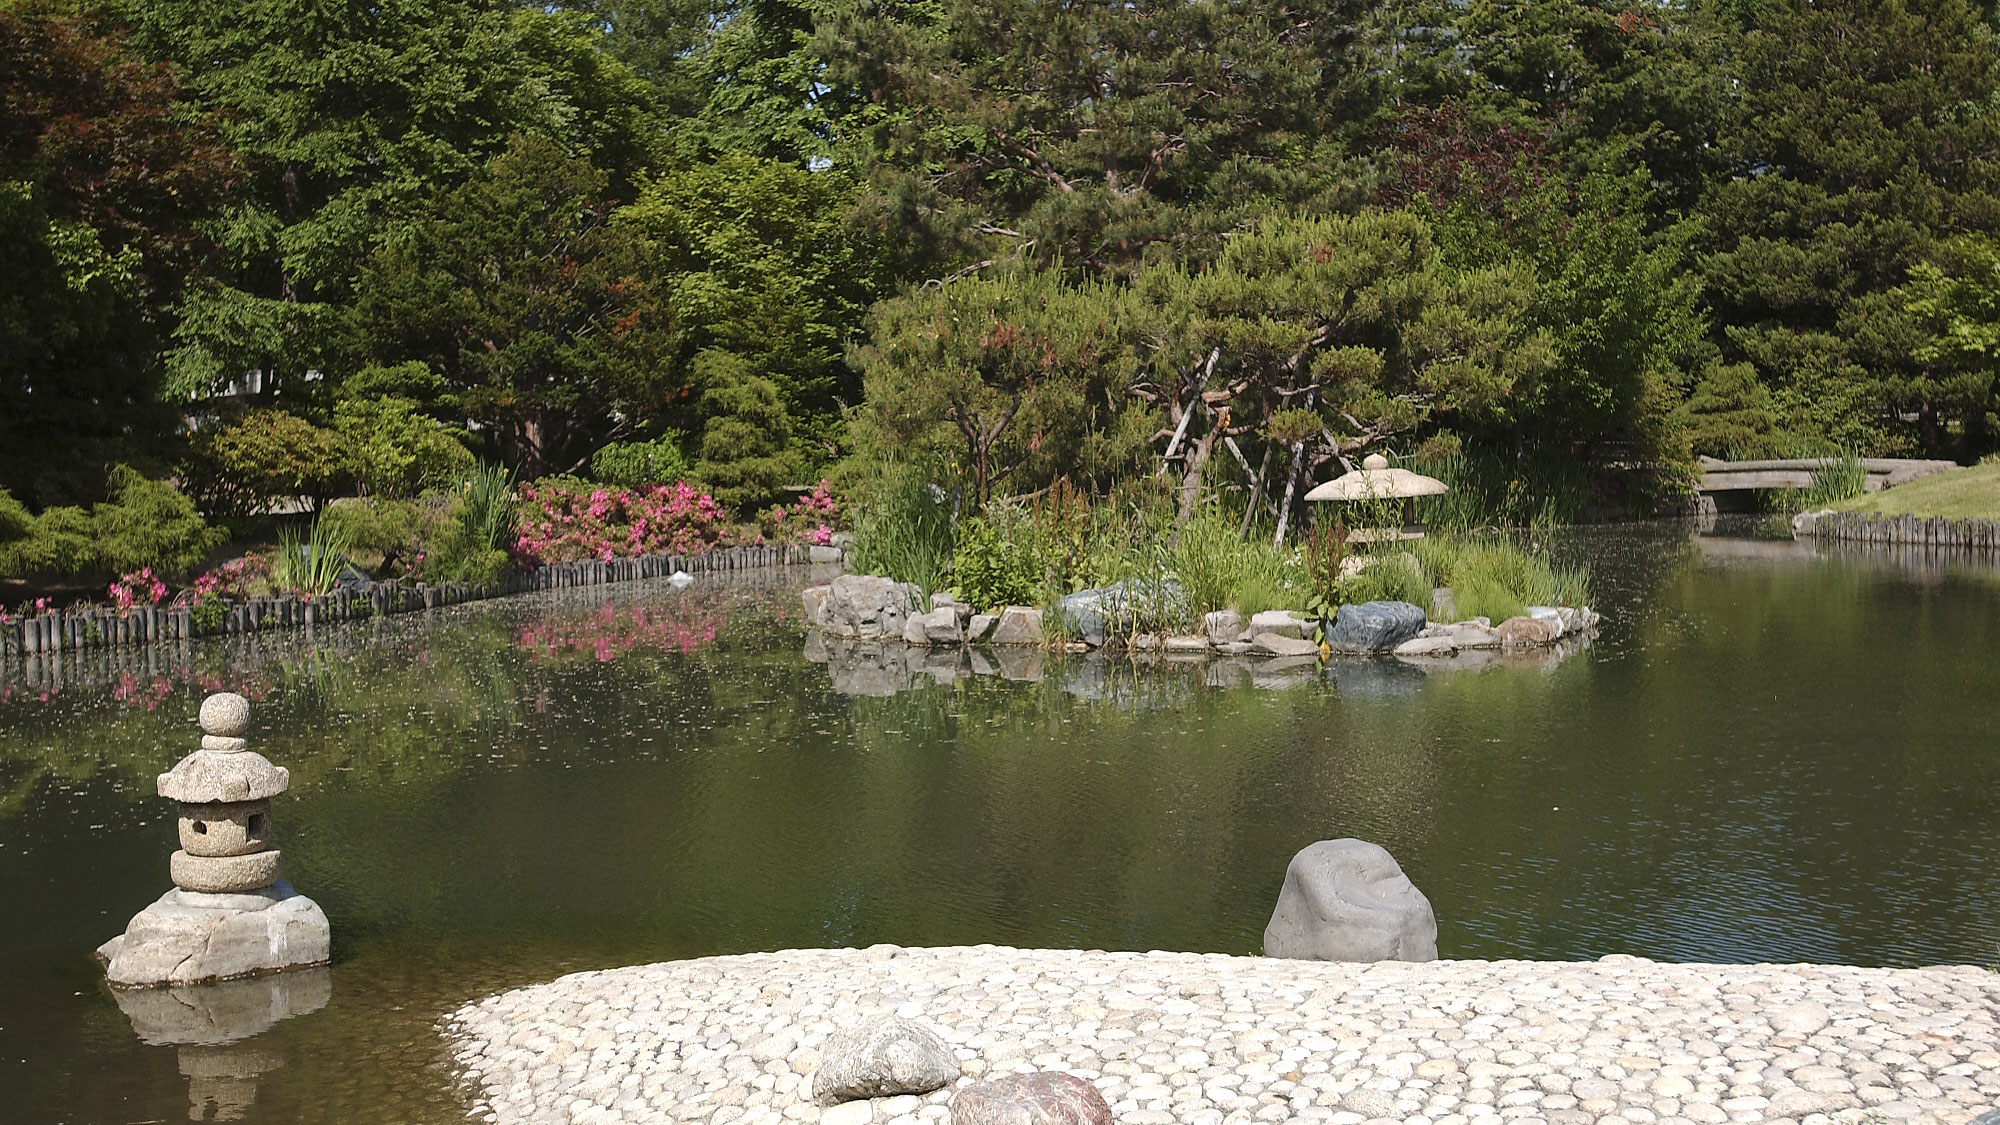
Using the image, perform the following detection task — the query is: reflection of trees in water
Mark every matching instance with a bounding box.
[0,573,803,820]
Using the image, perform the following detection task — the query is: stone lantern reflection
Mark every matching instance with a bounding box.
[99,692,330,987]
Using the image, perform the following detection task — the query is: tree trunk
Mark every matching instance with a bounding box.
[1178,417,1218,524]
[1239,442,1273,540]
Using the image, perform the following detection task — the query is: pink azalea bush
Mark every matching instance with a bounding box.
[182,554,268,603]
[514,478,735,564]
[109,568,169,610]
[756,479,844,546]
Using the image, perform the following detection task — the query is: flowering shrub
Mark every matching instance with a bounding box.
[756,479,843,546]
[184,554,268,602]
[109,568,169,610]
[514,478,735,563]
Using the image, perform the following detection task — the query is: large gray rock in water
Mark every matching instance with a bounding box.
[1326,600,1426,652]
[813,1015,960,1105]
[1264,839,1437,962]
[951,1071,1113,1125]
[114,966,331,1046]
[99,881,330,987]
[821,575,923,640]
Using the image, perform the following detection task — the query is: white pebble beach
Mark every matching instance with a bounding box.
[445,945,2000,1125]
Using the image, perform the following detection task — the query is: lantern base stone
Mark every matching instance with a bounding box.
[97,881,329,988]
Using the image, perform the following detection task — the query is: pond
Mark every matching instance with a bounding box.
[1,521,1996,1122]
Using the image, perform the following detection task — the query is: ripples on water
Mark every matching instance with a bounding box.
[0,522,1996,1121]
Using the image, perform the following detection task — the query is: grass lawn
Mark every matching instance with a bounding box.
[1832,457,2000,519]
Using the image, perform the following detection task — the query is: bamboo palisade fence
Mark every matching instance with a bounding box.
[1803,510,2000,550]
[0,542,814,668]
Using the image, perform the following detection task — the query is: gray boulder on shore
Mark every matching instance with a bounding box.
[1326,600,1427,653]
[1264,838,1437,963]
[812,1014,959,1105]
[817,575,923,640]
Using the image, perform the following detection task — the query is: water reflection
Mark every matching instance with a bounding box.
[113,969,331,1121]
[809,633,1593,700]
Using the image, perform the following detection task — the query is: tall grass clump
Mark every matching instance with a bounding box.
[1342,552,1431,607]
[850,466,955,593]
[1801,451,1866,509]
[271,516,354,598]
[463,462,517,555]
[1411,534,1591,622]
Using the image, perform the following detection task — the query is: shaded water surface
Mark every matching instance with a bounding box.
[1,523,1996,1122]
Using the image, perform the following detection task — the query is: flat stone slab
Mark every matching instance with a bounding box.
[445,945,2000,1125]
[99,881,329,987]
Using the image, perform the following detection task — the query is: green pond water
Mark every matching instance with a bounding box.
[0,521,1996,1123]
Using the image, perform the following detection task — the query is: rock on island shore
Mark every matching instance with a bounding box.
[445,945,1999,1125]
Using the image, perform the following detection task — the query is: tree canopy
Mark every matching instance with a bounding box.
[7,0,2000,539]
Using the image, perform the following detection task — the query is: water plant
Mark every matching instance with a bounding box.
[1801,452,1867,509]
[270,517,355,599]
[848,466,955,593]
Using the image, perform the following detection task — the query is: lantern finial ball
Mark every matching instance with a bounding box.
[199,693,251,738]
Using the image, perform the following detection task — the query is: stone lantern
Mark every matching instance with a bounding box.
[99,692,330,988]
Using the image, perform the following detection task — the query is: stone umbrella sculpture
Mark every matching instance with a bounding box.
[1303,452,1450,540]
[98,692,330,987]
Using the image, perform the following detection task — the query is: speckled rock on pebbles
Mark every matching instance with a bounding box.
[443,944,2000,1125]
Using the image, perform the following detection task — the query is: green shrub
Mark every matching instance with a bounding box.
[92,466,226,576]
[334,395,475,498]
[953,516,1040,610]
[0,468,220,578]
[320,497,425,574]
[187,409,348,515]
[591,433,691,488]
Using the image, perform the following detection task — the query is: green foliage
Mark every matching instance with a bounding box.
[1167,510,1306,618]
[1700,0,2000,457]
[692,350,803,514]
[320,498,425,575]
[1901,236,2000,456]
[951,517,1041,612]
[270,516,354,599]
[1680,363,1783,459]
[852,267,1141,506]
[334,395,475,498]
[90,466,226,576]
[848,465,955,593]
[1409,445,1599,531]
[591,434,691,488]
[1412,534,1591,623]
[1341,552,1432,609]
[121,0,658,404]
[461,463,518,558]
[1801,454,1868,510]
[0,3,234,508]
[189,410,347,516]
[351,134,670,476]
[0,467,220,578]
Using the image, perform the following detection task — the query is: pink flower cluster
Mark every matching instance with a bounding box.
[514,479,736,564]
[186,554,267,602]
[109,568,169,610]
[757,479,844,546]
